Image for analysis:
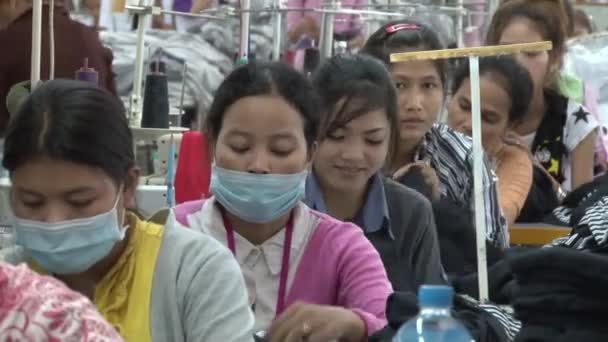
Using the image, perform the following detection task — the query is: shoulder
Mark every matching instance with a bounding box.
[309,208,369,246]
[429,124,474,160]
[501,144,533,166]
[431,124,473,147]
[563,98,598,149]
[162,218,232,264]
[383,177,432,211]
[158,219,244,300]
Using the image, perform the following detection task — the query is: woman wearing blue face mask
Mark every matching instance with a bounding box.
[172,61,392,342]
[2,80,254,342]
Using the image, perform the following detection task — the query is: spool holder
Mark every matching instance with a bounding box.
[122,1,478,125]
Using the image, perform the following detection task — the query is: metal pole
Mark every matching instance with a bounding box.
[319,0,338,60]
[31,0,43,87]
[129,1,148,127]
[239,0,252,61]
[456,0,465,47]
[470,56,489,303]
[178,63,188,126]
[272,0,283,61]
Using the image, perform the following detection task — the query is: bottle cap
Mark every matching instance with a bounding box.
[418,285,454,308]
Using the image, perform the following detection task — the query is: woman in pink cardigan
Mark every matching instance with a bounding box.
[171,61,391,341]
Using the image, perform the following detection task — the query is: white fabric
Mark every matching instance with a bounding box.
[561,101,598,191]
[98,0,174,32]
[525,100,598,191]
[566,33,608,127]
[187,198,319,331]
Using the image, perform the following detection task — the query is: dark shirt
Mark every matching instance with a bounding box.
[404,124,508,248]
[0,4,117,134]
[305,172,446,291]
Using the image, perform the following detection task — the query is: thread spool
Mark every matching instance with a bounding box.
[141,59,170,129]
[150,60,166,74]
[75,58,98,85]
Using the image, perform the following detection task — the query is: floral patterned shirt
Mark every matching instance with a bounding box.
[0,263,123,341]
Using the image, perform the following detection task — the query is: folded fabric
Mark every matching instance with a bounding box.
[547,174,608,250]
[515,325,608,342]
[174,131,211,204]
[453,258,515,304]
[509,247,608,281]
[509,247,608,341]
[515,269,608,298]
[513,282,608,303]
[385,291,419,329]
[457,296,513,342]
[514,310,608,333]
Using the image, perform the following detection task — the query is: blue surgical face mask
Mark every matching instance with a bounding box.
[210,165,307,224]
[12,193,126,275]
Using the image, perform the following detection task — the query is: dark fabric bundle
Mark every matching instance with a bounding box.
[546,174,608,250]
[515,326,608,342]
[509,247,608,341]
[452,257,517,305]
[516,164,560,223]
[509,247,608,279]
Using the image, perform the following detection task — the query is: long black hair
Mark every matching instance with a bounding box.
[205,61,321,149]
[452,56,533,125]
[2,80,133,185]
[312,54,400,166]
[361,19,448,91]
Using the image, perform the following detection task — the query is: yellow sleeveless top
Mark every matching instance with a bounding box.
[95,215,164,342]
[31,214,164,342]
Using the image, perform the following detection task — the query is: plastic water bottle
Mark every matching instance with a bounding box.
[393,285,473,342]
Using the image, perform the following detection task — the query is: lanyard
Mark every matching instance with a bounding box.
[220,207,294,317]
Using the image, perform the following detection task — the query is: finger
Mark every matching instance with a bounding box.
[270,305,303,342]
[272,302,310,331]
[392,165,411,180]
[283,326,307,342]
[393,162,423,179]
[306,324,340,342]
[418,166,436,182]
[282,320,314,342]
[270,304,311,342]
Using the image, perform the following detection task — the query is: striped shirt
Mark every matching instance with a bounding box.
[415,124,508,248]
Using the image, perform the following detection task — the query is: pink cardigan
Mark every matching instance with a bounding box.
[174,200,391,335]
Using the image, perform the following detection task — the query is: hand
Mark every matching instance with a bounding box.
[269,303,365,342]
[503,131,525,147]
[393,162,441,201]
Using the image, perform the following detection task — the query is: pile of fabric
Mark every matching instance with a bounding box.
[548,173,608,250]
[101,29,233,119]
[509,247,608,341]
